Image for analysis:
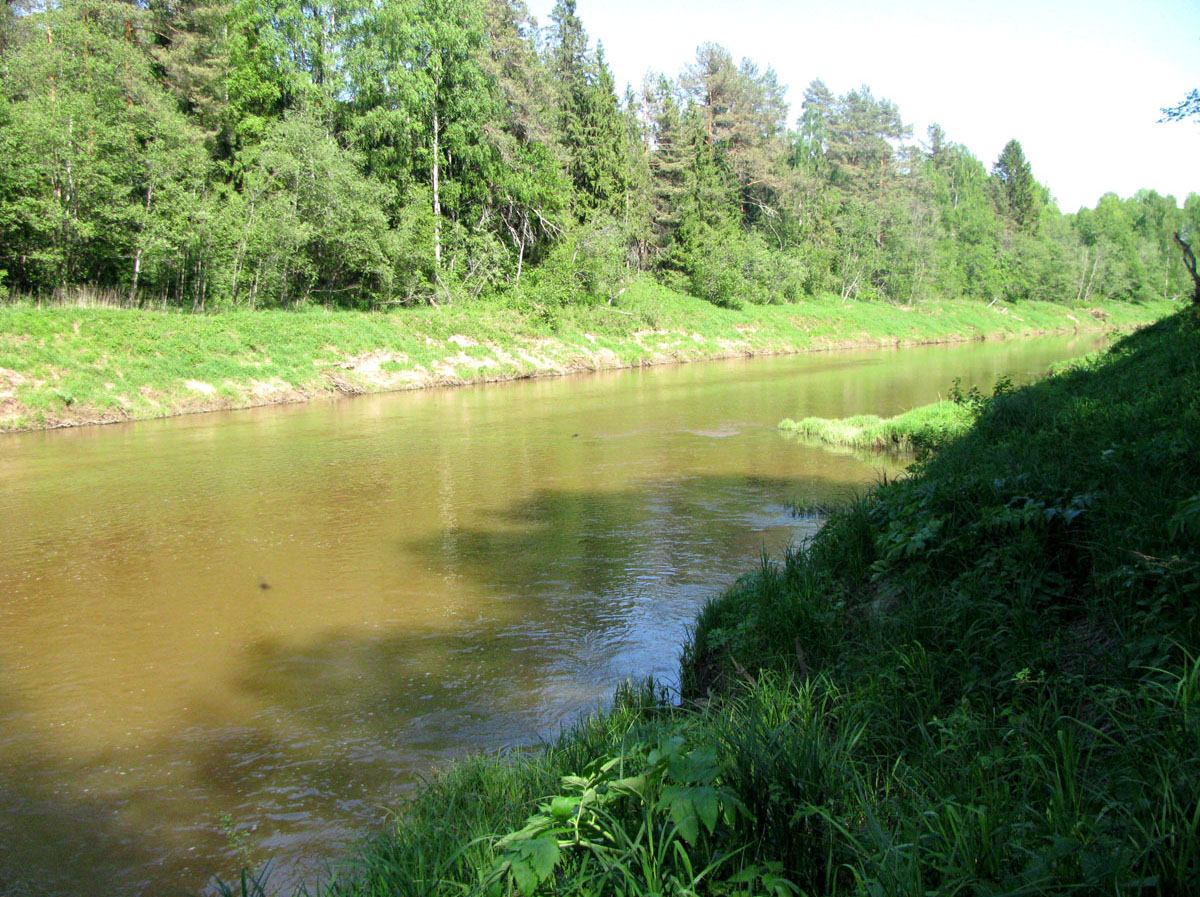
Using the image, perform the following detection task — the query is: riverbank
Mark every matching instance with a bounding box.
[305,306,1199,897]
[0,280,1175,433]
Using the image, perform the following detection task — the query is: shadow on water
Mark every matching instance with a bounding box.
[0,680,181,897]
[0,474,891,897]
[222,472,829,738]
[400,473,854,599]
[175,474,840,888]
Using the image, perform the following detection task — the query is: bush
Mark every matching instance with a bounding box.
[522,216,632,309]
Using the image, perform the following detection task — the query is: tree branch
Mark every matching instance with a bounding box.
[1174,232,1200,305]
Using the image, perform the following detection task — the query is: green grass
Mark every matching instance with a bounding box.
[779,400,976,453]
[261,307,1200,897]
[0,281,1175,432]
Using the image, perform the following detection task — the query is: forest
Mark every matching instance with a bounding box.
[1,0,1197,311]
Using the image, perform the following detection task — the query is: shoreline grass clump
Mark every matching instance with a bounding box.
[250,308,1198,897]
[779,399,976,453]
[778,376,1022,454]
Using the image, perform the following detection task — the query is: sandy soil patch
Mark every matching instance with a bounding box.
[0,367,31,398]
[515,350,562,372]
[591,348,621,367]
[433,352,499,378]
[249,378,295,398]
[184,379,217,395]
[340,351,404,376]
[716,338,752,353]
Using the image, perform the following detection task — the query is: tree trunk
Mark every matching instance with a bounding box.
[128,181,154,305]
[515,220,525,283]
[432,98,442,270]
[1083,251,1099,304]
[129,248,142,306]
[1174,232,1200,305]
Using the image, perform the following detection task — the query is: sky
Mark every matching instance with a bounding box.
[528,0,1199,212]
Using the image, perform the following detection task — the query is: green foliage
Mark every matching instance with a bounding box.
[228,112,394,307]
[521,215,630,308]
[0,1,1193,310]
[0,0,211,297]
[488,734,748,896]
[549,2,629,218]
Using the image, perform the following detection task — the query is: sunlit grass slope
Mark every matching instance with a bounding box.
[277,308,1199,897]
[0,281,1173,432]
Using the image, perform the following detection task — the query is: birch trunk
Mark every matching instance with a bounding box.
[432,92,442,271]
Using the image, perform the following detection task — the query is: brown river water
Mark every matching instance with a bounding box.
[0,334,1106,896]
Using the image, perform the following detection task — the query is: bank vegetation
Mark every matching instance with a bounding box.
[268,306,1200,897]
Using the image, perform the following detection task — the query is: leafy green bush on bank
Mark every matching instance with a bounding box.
[299,308,1199,897]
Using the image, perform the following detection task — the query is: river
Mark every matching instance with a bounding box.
[0,334,1106,895]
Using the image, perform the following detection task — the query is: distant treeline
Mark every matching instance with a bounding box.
[1,0,1196,310]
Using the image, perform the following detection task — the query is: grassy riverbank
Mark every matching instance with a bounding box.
[295,306,1199,897]
[0,281,1174,433]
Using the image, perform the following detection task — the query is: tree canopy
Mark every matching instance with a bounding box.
[0,0,1194,309]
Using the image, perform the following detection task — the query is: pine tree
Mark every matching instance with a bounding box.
[992,139,1041,232]
[546,1,628,216]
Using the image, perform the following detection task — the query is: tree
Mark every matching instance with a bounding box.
[793,78,834,175]
[147,0,233,141]
[679,43,787,228]
[478,0,568,280]
[344,0,497,282]
[229,112,393,307]
[640,74,687,258]
[1160,89,1200,122]
[0,0,209,297]
[824,85,909,193]
[546,1,628,216]
[991,139,1041,232]
[1172,231,1200,304]
[225,0,313,143]
[1160,93,1200,298]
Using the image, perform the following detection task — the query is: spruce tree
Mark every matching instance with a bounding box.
[546,1,628,216]
[992,139,1040,232]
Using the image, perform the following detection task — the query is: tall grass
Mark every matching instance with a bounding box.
[1,285,168,310]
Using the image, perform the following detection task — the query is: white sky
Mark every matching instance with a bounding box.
[528,0,1199,212]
